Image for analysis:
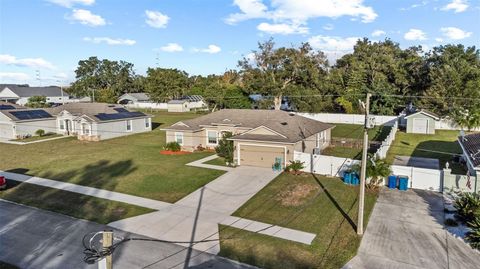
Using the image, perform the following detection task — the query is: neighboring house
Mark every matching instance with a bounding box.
[458,132,480,177]
[118,92,168,110]
[404,109,439,134]
[0,84,70,106]
[46,103,152,141]
[0,101,57,139]
[167,95,207,112]
[162,109,334,168]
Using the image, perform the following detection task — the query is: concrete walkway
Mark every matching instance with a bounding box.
[0,135,68,145]
[186,154,234,172]
[344,188,480,269]
[0,170,171,210]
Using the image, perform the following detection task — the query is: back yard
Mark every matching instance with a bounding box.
[219,173,377,269]
[322,123,392,159]
[0,111,223,203]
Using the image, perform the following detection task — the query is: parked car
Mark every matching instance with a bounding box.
[0,176,6,190]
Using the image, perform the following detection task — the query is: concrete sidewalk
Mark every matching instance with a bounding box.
[186,155,234,172]
[0,135,68,145]
[344,188,480,269]
[0,170,171,210]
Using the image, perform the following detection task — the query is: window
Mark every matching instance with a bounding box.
[59,120,65,130]
[145,118,150,128]
[81,123,90,135]
[207,130,218,145]
[175,132,183,145]
[126,120,132,132]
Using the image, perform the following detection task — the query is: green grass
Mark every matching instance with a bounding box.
[204,156,229,166]
[11,133,63,142]
[323,124,393,159]
[386,130,464,172]
[219,173,377,269]
[0,111,225,203]
[0,180,153,224]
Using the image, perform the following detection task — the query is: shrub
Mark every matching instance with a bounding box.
[352,156,391,191]
[285,160,305,175]
[215,132,234,163]
[444,218,458,227]
[466,216,480,250]
[35,129,45,137]
[454,192,480,223]
[165,141,181,152]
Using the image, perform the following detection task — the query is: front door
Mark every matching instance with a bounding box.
[65,120,71,135]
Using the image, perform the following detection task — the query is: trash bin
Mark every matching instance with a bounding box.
[343,172,351,184]
[351,173,359,185]
[388,175,397,189]
[399,177,409,191]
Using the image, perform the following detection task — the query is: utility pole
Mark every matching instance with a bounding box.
[357,93,371,235]
[99,230,113,269]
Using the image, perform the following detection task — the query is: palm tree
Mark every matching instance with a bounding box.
[352,155,392,190]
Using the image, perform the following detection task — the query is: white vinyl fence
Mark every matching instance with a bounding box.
[126,102,168,110]
[435,118,480,131]
[297,113,398,126]
[390,165,443,192]
[374,121,398,159]
[294,151,360,177]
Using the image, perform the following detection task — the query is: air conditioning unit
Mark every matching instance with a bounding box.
[313,148,321,155]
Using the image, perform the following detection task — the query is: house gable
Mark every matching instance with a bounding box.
[405,110,439,120]
[0,87,20,99]
[241,125,287,138]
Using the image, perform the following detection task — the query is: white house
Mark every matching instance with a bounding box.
[0,102,57,139]
[0,84,70,106]
[167,95,207,112]
[117,92,167,110]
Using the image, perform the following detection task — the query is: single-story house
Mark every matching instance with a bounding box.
[118,92,168,110]
[458,132,480,177]
[404,109,439,134]
[167,95,207,112]
[0,84,70,106]
[162,109,334,168]
[0,101,57,139]
[46,103,152,141]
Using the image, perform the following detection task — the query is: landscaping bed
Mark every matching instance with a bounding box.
[11,133,63,142]
[219,173,377,269]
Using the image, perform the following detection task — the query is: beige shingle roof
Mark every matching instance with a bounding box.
[163,109,334,143]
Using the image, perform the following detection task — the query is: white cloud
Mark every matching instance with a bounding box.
[441,27,472,39]
[257,22,308,35]
[0,72,30,81]
[226,0,377,35]
[83,37,136,46]
[193,45,222,54]
[69,9,106,26]
[159,43,184,52]
[308,35,359,52]
[400,1,429,11]
[441,0,469,13]
[323,24,334,31]
[371,30,386,37]
[404,29,427,41]
[435,37,444,42]
[145,10,169,28]
[47,0,94,8]
[0,54,55,69]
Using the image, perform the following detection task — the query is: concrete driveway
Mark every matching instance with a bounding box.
[110,166,279,254]
[344,188,480,269]
[0,200,256,269]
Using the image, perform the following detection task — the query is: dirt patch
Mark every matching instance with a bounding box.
[159,150,191,155]
[277,183,319,206]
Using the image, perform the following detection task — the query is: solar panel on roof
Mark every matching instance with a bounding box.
[10,110,53,120]
[95,111,146,121]
[0,105,15,110]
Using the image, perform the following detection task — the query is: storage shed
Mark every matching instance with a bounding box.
[167,100,190,112]
[405,110,439,134]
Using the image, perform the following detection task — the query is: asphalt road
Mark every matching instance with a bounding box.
[0,199,256,269]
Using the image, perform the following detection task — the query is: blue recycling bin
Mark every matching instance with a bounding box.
[399,177,409,191]
[343,172,352,184]
[388,175,397,189]
[351,173,359,185]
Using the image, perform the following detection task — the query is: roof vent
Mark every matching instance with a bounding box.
[223,119,231,122]
[280,122,288,125]
[289,112,295,116]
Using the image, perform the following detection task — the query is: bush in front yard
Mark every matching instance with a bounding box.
[466,216,480,250]
[454,192,480,222]
[35,129,45,137]
[215,132,234,163]
[165,141,181,152]
[285,160,305,175]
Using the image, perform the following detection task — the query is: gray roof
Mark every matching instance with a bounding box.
[118,92,150,102]
[459,133,480,167]
[0,101,24,110]
[183,95,204,102]
[1,85,65,97]
[0,108,54,122]
[163,109,334,144]
[45,103,149,122]
[405,109,440,120]
[168,100,188,104]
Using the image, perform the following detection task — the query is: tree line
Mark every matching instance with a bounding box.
[67,38,480,123]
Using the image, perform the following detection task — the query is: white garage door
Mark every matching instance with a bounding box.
[0,123,14,139]
[412,118,428,134]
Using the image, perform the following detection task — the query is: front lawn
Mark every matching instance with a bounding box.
[323,124,393,159]
[0,180,153,224]
[204,156,229,167]
[11,133,63,142]
[386,130,464,172]
[219,173,377,269]
[0,111,224,203]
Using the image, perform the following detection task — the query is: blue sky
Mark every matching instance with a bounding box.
[0,0,479,86]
